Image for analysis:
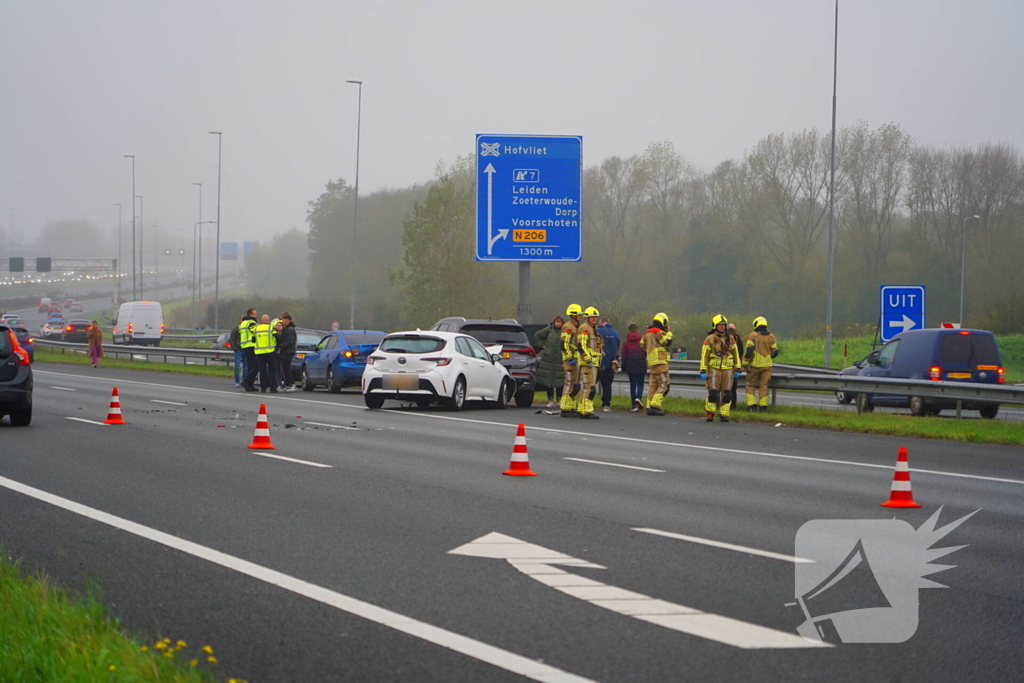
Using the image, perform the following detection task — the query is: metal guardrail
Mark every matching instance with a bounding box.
[34,339,231,366]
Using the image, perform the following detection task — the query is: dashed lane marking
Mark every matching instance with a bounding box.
[564,458,665,473]
[0,475,598,683]
[304,421,359,430]
[151,399,187,406]
[65,417,108,426]
[633,528,812,564]
[50,386,76,391]
[248,452,332,468]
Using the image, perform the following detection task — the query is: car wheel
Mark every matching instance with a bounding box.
[514,388,534,408]
[301,365,315,391]
[327,366,342,394]
[909,396,928,417]
[836,390,853,405]
[856,393,874,414]
[979,404,999,419]
[447,377,467,411]
[416,398,433,410]
[364,393,385,409]
[495,379,514,409]
[9,405,32,426]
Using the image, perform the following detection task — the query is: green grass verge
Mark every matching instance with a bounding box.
[539,393,1024,447]
[0,551,245,682]
[35,346,233,378]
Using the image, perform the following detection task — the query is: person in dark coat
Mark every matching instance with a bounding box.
[597,316,620,411]
[619,323,647,411]
[276,312,298,392]
[533,316,565,408]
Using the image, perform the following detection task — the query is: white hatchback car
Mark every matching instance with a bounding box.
[362,330,515,410]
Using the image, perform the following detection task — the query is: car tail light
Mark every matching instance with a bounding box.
[11,334,30,365]
[66,325,75,331]
[367,355,384,365]
[128,323,134,334]
[998,367,1005,384]
[516,347,536,356]
[27,337,33,344]
[422,357,453,366]
[223,342,231,348]
[344,349,362,358]
[959,330,970,335]
[929,366,941,381]
[161,323,166,334]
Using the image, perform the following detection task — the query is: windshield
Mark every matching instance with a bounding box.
[461,324,529,345]
[379,336,445,354]
[941,334,1000,365]
[343,332,386,346]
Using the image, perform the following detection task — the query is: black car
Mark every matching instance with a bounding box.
[62,319,92,343]
[0,324,33,425]
[430,317,538,407]
[10,326,34,363]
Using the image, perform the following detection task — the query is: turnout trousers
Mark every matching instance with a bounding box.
[745,366,772,407]
[646,365,670,409]
[577,365,597,415]
[560,361,581,412]
[705,368,735,417]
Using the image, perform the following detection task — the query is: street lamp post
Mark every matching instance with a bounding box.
[124,155,136,300]
[194,221,217,327]
[209,131,222,330]
[136,195,144,299]
[959,214,981,327]
[346,79,363,329]
[825,0,839,369]
[192,183,202,325]
[114,203,122,304]
[7,208,12,256]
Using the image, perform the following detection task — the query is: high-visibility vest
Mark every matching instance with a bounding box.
[239,319,257,349]
[253,323,276,355]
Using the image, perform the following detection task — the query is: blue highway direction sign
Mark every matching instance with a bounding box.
[880,285,926,342]
[475,134,582,262]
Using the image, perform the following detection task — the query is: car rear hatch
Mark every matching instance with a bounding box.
[934,332,1004,384]
[460,324,535,373]
[371,335,447,374]
[0,329,22,381]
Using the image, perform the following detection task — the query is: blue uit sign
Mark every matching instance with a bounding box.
[475,134,582,262]
[880,285,926,342]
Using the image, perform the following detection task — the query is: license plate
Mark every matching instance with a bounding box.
[501,352,511,359]
[383,373,418,390]
[296,353,305,359]
[948,372,971,379]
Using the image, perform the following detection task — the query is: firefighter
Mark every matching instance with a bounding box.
[744,316,779,412]
[700,314,742,422]
[575,306,603,420]
[641,312,673,416]
[559,304,583,417]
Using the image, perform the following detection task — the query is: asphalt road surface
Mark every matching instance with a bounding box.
[0,365,1021,682]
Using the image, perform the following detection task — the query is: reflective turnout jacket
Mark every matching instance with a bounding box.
[560,319,579,363]
[576,320,602,366]
[641,326,673,369]
[744,332,779,368]
[701,331,742,370]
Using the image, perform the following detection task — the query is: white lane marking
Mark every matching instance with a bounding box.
[450,532,825,649]
[632,528,812,564]
[248,452,333,468]
[564,458,666,473]
[151,399,187,406]
[0,476,598,683]
[50,386,76,391]
[36,370,1024,486]
[65,417,109,426]
[304,421,359,430]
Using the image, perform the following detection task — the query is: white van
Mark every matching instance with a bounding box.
[113,301,164,346]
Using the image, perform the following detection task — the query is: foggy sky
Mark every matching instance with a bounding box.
[2,0,1021,254]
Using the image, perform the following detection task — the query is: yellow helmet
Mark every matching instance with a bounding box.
[753,316,768,329]
[584,306,600,318]
[653,312,669,326]
[566,303,583,316]
[712,314,728,327]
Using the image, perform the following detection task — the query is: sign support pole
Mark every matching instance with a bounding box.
[517,261,532,324]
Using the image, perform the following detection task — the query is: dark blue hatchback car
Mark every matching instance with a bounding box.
[300,330,387,393]
[854,328,1004,418]
[0,324,33,426]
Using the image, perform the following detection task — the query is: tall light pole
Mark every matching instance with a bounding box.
[194,221,217,327]
[825,0,839,368]
[192,182,202,323]
[136,195,144,299]
[209,131,222,329]
[114,203,122,304]
[346,79,363,329]
[124,155,136,300]
[959,214,980,327]
[8,208,12,255]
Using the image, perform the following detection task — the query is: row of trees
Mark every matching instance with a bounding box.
[304,123,1024,337]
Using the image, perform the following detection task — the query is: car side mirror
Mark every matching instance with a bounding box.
[491,354,501,363]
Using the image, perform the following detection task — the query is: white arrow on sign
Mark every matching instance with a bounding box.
[887,314,917,334]
[449,532,826,649]
[483,163,509,255]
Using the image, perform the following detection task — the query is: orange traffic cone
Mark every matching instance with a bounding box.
[503,423,536,476]
[247,404,275,450]
[103,387,126,425]
[880,447,921,508]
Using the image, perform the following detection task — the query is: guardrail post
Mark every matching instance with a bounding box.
[956,400,962,420]
[771,387,777,406]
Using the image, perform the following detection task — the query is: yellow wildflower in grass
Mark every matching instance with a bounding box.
[163,651,174,658]
[190,659,199,667]
[207,656,218,664]
[109,665,116,671]
[176,640,187,649]
[140,646,149,651]
[155,642,168,650]
[202,645,214,654]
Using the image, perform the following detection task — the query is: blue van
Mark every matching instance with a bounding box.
[855,328,1004,418]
